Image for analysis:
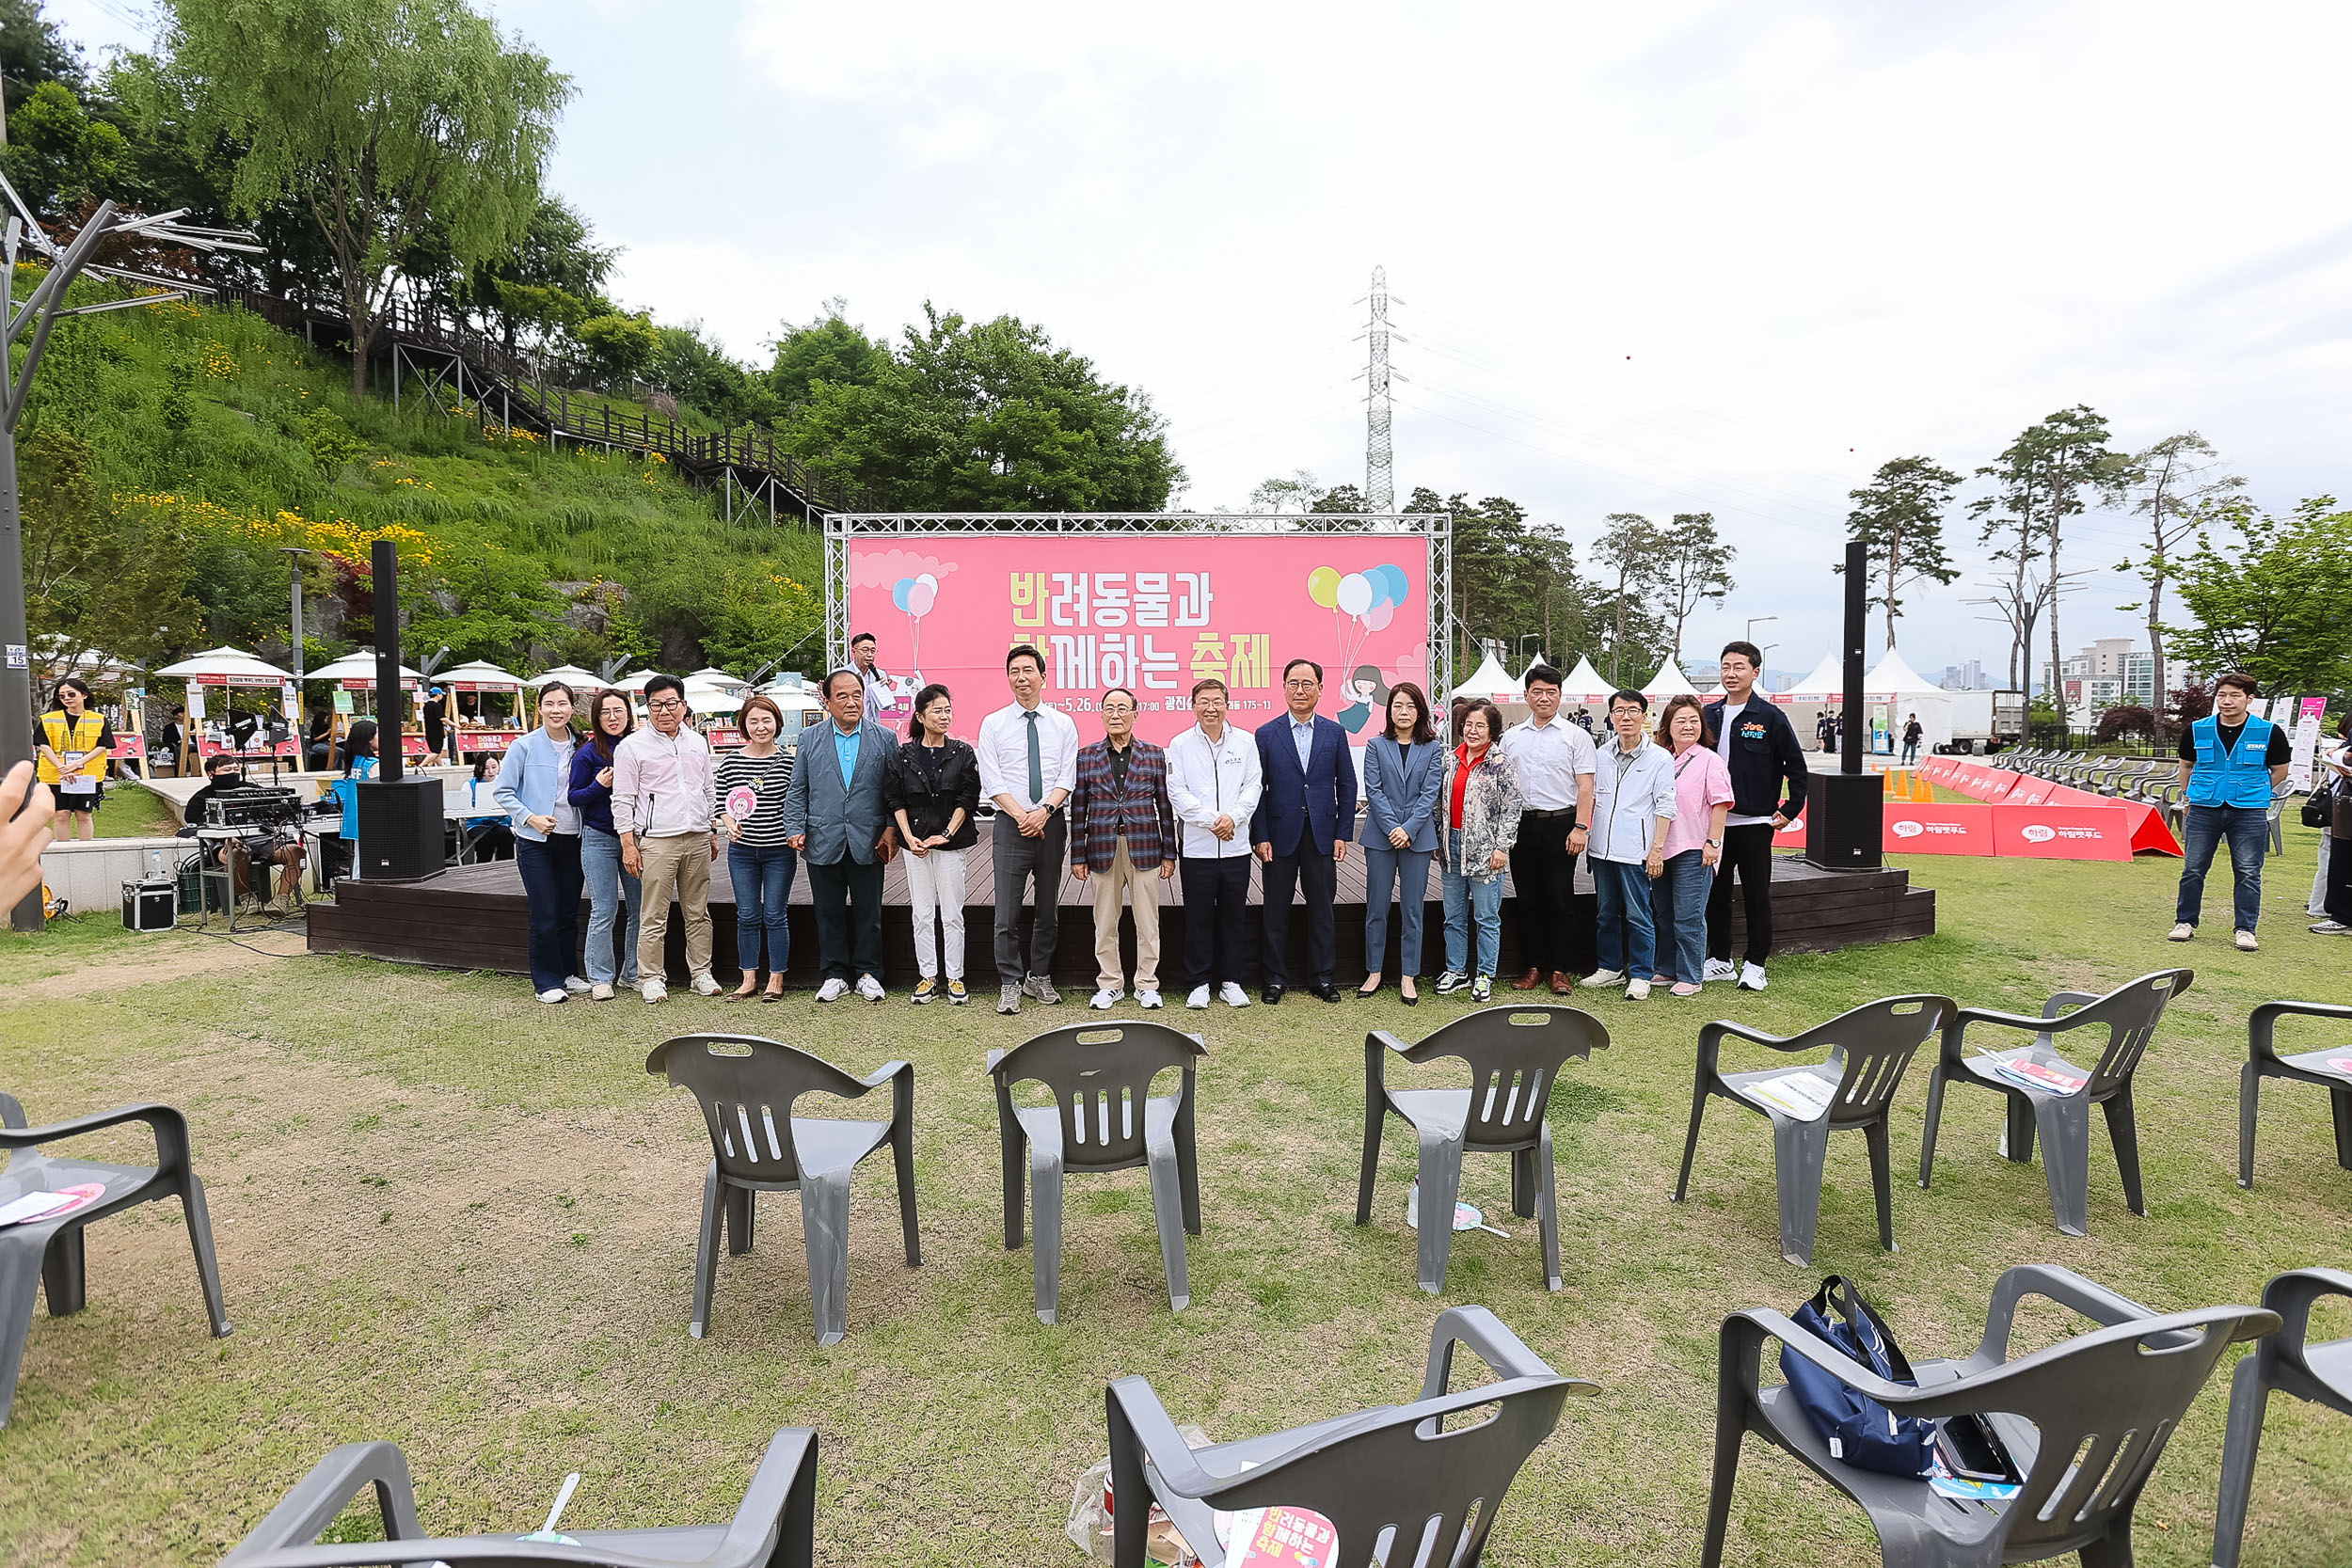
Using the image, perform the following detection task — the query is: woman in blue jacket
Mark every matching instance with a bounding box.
[493,682,586,1004]
[1359,681,1443,1003]
[567,689,642,1000]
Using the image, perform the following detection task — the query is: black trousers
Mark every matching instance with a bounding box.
[1705,822,1777,966]
[1261,845,1338,988]
[515,832,583,993]
[1180,854,1251,990]
[2327,833,2352,925]
[992,811,1067,984]
[806,856,883,982]
[1508,812,1592,976]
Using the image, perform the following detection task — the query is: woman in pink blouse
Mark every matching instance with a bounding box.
[1650,693,1735,995]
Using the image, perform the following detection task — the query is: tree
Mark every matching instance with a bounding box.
[1841,456,1962,649]
[2163,496,2352,696]
[784,304,1183,511]
[461,196,616,357]
[2114,432,2242,737]
[1654,512,1735,661]
[648,321,778,429]
[2093,705,2156,743]
[401,536,565,664]
[1310,483,1367,516]
[143,0,570,395]
[575,311,660,383]
[1970,405,2127,726]
[21,425,200,682]
[0,0,85,117]
[1248,470,1322,514]
[1591,513,1668,683]
[766,300,888,415]
[1,81,128,217]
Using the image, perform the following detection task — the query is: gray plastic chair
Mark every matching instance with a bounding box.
[1702,1264,2277,1568]
[2238,1000,2352,1187]
[646,1034,918,1348]
[219,1426,818,1568]
[0,1091,230,1429]
[1917,969,2192,1237]
[2213,1268,2352,1568]
[1674,994,1958,1267]
[990,1021,1203,1323]
[1358,1006,1610,1295]
[1106,1306,1595,1568]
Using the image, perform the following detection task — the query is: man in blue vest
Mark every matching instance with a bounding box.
[2170,672,2290,951]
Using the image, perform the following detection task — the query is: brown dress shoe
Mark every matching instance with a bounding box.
[1510,968,1544,990]
[1549,971,1577,994]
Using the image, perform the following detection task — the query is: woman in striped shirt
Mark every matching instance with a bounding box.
[716,695,797,1001]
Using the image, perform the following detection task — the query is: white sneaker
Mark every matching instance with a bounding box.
[690,972,723,997]
[1090,988,1122,1010]
[1702,958,1739,983]
[1186,985,1211,1009]
[1219,982,1252,1008]
[856,974,885,1001]
[2311,921,2350,935]
[2234,929,2259,952]
[1582,968,1626,988]
[589,981,614,1002]
[1137,989,1163,1009]
[2167,922,2195,942]
[1739,962,1769,991]
[1625,978,1651,1001]
[641,978,668,1004]
[535,987,568,1005]
[997,984,1022,1015]
[816,977,850,1003]
[563,974,593,995]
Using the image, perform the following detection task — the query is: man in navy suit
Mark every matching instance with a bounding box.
[1251,657,1358,1003]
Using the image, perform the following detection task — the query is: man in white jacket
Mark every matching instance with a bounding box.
[1582,689,1677,1000]
[1164,678,1263,1008]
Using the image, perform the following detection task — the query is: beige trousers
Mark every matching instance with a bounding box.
[637,832,714,982]
[1089,836,1164,991]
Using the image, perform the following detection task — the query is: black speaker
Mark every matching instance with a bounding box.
[1804,771,1883,871]
[354,778,446,881]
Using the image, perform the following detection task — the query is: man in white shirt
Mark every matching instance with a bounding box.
[1499,662,1598,994]
[1165,677,1263,1008]
[612,673,723,1004]
[1582,689,1677,1001]
[852,631,894,733]
[977,642,1081,1015]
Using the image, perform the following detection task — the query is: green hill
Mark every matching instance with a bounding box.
[25,271,822,683]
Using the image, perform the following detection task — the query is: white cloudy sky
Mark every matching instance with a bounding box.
[60,0,2352,681]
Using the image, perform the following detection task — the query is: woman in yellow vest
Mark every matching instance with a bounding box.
[37,676,114,842]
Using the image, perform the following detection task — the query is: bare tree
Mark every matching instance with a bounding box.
[1655,512,1736,662]
[2115,433,2242,736]
[1248,470,1321,515]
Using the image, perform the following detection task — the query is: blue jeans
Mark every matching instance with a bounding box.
[2175,803,2268,932]
[1592,858,1656,978]
[1901,740,1920,765]
[1440,830,1503,978]
[580,825,641,986]
[729,840,798,977]
[1648,848,1713,983]
[1362,844,1434,976]
[515,832,584,993]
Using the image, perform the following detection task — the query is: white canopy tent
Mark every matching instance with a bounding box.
[681,681,744,717]
[1640,659,1698,699]
[437,659,522,690]
[155,646,289,686]
[687,666,748,693]
[612,669,665,694]
[526,664,600,689]
[1865,649,1957,755]
[307,651,423,689]
[1451,651,1519,701]
[1559,656,1613,705]
[1785,652,1847,699]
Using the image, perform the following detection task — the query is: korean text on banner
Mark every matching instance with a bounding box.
[1990,803,2134,861]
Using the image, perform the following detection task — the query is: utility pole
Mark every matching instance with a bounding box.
[0,175,259,930]
[1364,266,1393,513]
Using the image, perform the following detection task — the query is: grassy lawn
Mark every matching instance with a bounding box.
[1,830,2347,1565]
[90,784,180,840]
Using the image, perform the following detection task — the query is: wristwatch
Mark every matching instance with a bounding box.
[1705,837,1721,847]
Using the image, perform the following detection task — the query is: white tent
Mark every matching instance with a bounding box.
[1452,651,1519,701]
[1866,648,1957,755]
[612,669,665,694]
[1559,656,1613,703]
[681,681,743,717]
[437,659,523,691]
[526,664,600,689]
[1640,659,1697,699]
[1785,651,1846,699]
[687,666,748,693]
[307,651,422,688]
[155,646,288,687]
[1704,683,1727,697]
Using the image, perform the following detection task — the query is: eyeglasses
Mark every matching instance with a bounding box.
[647,698,684,712]
[1101,702,1136,714]
[1283,678,1319,690]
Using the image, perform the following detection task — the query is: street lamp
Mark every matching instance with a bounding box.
[1746,615,1778,646]
[0,178,259,930]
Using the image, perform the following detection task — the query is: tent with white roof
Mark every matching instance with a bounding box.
[526,664,601,689]
[1866,648,1957,754]
[1640,659,1698,699]
[1451,651,1519,701]
[1785,651,1846,699]
[1559,656,1613,704]
[307,651,422,689]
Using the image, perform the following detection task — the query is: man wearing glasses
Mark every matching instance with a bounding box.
[613,673,723,1003]
[1251,658,1356,1004]
[1069,687,1178,1009]
[977,643,1080,1015]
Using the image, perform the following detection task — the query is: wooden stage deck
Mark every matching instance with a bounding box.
[307,850,1934,985]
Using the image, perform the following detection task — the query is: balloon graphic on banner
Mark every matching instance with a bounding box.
[893,570,948,681]
[1336,572,1374,616]
[1308,561,1411,695]
[1364,601,1394,631]
[1307,565,1343,610]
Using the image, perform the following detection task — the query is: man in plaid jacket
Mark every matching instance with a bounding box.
[1070,687,1179,1009]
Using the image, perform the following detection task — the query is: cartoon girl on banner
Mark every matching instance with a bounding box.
[1337,665,1391,733]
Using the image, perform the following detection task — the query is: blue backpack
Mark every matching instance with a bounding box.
[1781,1275,1936,1477]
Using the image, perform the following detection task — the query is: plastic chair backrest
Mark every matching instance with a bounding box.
[1965,1307,2272,1559]
[1197,1376,1574,1568]
[1396,1007,1610,1150]
[993,1022,1204,1171]
[2045,970,2190,1097]
[647,1034,871,1188]
[1813,994,1954,1128]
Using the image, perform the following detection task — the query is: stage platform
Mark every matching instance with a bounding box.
[307,849,1934,986]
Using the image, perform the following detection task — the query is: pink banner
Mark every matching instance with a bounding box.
[846,535,1434,746]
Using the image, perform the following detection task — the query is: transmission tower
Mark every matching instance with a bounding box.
[1364,265,1393,512]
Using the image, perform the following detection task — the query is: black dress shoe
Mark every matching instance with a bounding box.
[1310,982,1342,1004]
[1263,984,1285,1005]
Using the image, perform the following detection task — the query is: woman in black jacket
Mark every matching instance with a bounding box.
[882,684,982,1004]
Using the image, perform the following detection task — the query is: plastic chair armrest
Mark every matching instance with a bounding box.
[1974,1264,2158,1364]
[1419,1305,1558,1398]
[2263,1268,2352,1353]
[1107,1375,1217,1499]
[1368,1029,1416,1058]
[0,1101,188,1168]
[985,1048,1007,1070]
[2249,1001,2352,1066]
[715,1427,818,1561]
[219,1442,425,1561]
[1725,1308,1915,1405]
[2042,991,2099,1017]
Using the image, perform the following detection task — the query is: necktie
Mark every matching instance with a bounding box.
[1025,710,1042,802]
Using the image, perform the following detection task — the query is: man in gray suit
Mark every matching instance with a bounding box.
[784,668,901,1001]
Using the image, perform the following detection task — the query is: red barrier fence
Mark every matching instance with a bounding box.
[1915,757,2182,857]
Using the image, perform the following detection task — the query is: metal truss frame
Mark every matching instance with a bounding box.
[821,512,1452,699]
